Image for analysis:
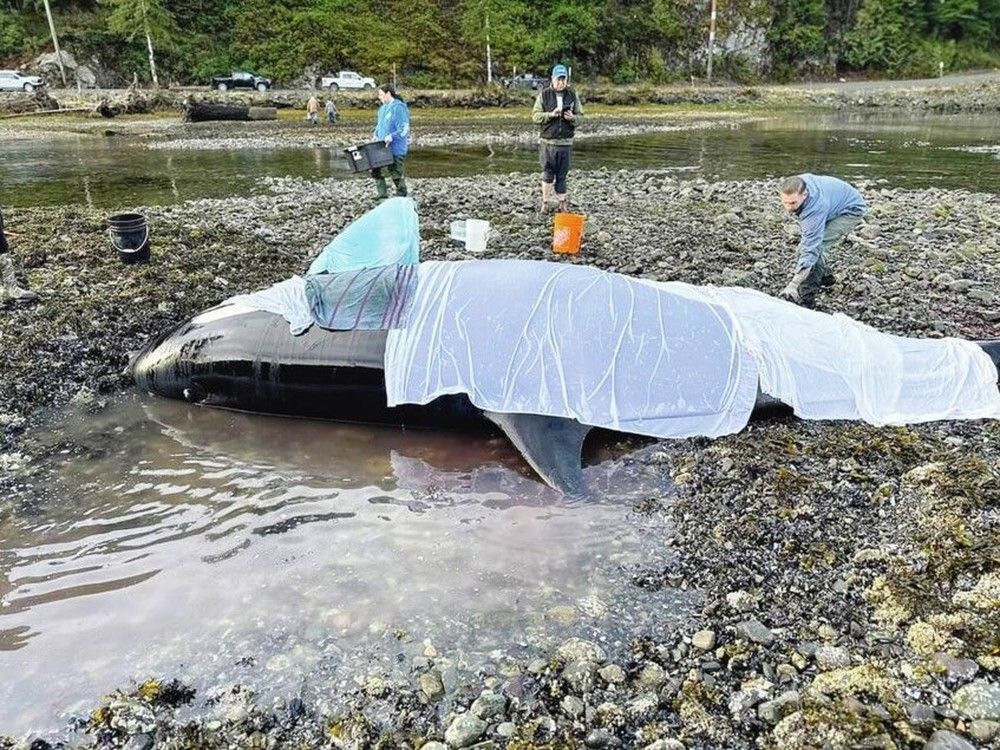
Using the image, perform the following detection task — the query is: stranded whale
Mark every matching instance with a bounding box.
[130,259,1000,495]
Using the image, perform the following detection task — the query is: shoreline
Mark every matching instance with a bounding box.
[1,167,998,748]
[2,69,998,130]
[0,104,760,152]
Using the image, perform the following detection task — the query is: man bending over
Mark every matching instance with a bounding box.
[778,174,867,306]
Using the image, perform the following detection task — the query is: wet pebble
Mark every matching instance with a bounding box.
[691,630,716,651]
[757,690,801,725]
[967,720,999,743]
[814,646,851,670]
[561,694,585,718]
[635,662,666,689]
[420,671,446,702]
[470,690,505,719]
[952,679,1000,721]
[555,637,607,663]
[735,619,774,645]
[444,713,487,748]
[599,664,626,684]
[932,653,979,682]
[925,729,976,750]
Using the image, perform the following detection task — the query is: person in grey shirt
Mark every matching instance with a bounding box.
[778,173,867,306]
[531,64,583,213]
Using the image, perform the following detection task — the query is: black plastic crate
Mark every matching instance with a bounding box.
[343,141,395,173]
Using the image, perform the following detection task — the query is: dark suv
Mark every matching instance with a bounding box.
[211,71,271,92]
[500,73,548,90]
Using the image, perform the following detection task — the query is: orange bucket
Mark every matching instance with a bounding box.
[552,212,585,254]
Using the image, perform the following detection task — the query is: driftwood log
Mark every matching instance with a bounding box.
[0,90,60,116]
[182,100,277,122]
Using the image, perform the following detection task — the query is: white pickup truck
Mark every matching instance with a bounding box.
[320,70,376,91]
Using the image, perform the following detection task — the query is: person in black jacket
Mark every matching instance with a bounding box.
[531,64,583,213]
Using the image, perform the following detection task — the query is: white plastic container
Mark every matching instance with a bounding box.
[449,219,490,253]
[465,219,490,252]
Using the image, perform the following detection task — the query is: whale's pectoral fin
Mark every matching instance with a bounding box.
[483,411,592,495]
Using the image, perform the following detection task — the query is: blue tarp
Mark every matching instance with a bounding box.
[307,197,420,275]
[305,265,417,330]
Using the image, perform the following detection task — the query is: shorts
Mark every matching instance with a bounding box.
[539,143,572,194]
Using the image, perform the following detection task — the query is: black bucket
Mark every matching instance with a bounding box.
[108,212,150,264]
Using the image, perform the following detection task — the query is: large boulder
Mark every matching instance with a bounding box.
[75,64,98,88]
[34,49,77,82]
[32,50,101,88]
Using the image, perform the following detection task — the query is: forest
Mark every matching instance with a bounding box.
[2,0,999,86]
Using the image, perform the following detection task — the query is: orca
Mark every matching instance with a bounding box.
[131,300,1000,496]
[130,303,598,493]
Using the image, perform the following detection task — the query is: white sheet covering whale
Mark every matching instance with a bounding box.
[384,260,1000,437]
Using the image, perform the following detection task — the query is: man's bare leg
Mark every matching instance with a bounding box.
[540,181,554,212]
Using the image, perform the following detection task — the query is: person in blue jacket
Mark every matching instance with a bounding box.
[778,173,867,306]
[372,83,411,200]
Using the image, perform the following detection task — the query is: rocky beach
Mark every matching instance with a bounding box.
[1,85,999,749]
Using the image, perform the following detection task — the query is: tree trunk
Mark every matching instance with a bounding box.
[144,22,159,88]
[183,102,276,122]
[41,0,68,87]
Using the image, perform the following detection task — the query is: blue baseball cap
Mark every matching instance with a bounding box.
[551,64,568,79]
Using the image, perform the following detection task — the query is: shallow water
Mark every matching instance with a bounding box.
[1,111,998,208]
[0,396,686,737]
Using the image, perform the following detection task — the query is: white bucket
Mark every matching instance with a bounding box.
[449,219,490,253]
[465,219,490,252]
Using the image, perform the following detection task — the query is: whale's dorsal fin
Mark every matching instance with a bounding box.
[483,411,592,496]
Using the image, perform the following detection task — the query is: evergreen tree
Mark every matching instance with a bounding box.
[2,0,999,84]
[102,0,179,86]
[844,0,923,71]
[461,0,538,79]
[931,0,999,45]
[767,0,827,77]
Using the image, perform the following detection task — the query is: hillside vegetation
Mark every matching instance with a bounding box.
[1,0,999,87]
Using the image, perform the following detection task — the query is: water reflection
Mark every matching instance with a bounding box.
[1,111,997,208]
[0,395,683,737]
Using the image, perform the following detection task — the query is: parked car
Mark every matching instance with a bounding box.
[211,71,271,92]
[321,70,376,92]
[500,73,548,90]
[0,70,46,92]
